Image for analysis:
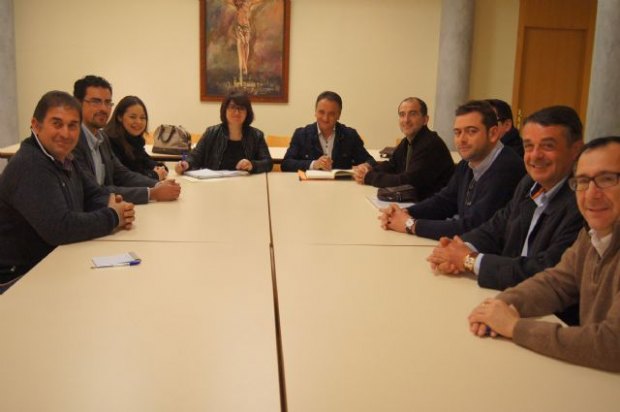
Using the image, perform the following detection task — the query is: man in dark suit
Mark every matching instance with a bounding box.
[428,106,585,324]
[281,90,376,172]
[71,75,180,204]
[353,97,455,200]
[379,100,525,240]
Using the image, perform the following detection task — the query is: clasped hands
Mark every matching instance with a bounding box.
[427,236,475,275]
[468,298,520,339]
[312,155,333,171]
[107,194,135,230]
[377,203,409,232]
[352,162,372,184]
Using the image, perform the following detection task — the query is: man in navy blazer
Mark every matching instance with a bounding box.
[281,91,376,172]
[379,100,525,240]
[71,75,180,204]
[428,106,585,324]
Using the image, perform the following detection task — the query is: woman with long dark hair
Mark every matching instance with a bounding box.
[104,96,168,181]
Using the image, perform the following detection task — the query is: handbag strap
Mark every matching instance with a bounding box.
[158,126,176,143]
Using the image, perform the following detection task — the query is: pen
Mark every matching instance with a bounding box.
[91,261,141,269]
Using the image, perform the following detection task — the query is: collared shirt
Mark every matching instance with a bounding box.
[470,175,568,275]
[82,124,106,185]
[32,129,73,172]
[317,123,335,157]
[470,142,504,181]
[463,143,505,207]
[310,123,336,169]
[590,229,612,257]
[520,177,567,256]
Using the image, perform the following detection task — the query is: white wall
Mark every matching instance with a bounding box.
[469,0,519,102]
[13,0,517,149]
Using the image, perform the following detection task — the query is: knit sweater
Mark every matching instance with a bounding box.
[0,136,118,280]
[498,221,620,372]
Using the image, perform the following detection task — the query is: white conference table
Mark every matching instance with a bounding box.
[0,241,281,412]
[274,245,620,412]
[267,172,438,247]
[100,173,270,243]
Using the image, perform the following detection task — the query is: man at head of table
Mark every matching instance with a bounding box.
[280,90,376,172]
[427,105,586,325]
[468,136,620,373]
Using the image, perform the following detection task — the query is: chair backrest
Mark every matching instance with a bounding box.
[266,135,290,172]
[266,135,291,147]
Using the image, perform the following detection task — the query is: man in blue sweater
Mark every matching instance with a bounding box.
[379,100,525,240]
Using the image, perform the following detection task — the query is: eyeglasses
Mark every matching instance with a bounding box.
[569,172,620,191]
[83,98,114,108]
[227,104,247,113]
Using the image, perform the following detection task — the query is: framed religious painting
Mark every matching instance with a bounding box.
[200,0,290,103]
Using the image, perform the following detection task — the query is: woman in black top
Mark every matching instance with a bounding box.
[175,92,272,174]
[104,96,168,181]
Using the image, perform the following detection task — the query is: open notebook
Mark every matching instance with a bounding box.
[297,169,354,180]
[185,168,249,179]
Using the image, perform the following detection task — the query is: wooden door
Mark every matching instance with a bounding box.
[512,0,597,127]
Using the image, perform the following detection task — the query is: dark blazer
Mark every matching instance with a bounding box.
[364,126,455,200]
[281,122,376,172]
[462,175,584,291]
[408,145,526,240]
[73,127,157,204]
[501,127,524,159]
[187,124,272,173]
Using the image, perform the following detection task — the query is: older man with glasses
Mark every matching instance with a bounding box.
[467,136,620,372]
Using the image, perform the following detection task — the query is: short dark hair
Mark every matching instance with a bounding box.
[576,136,620,164]
[398,97,428,117]
[485,99,513,122]
[455,100,498,131]
[32,91,82,123]
[315,91,343,112]
[73,75,113,101]
[220,92,254,131]
[523,105,583,144]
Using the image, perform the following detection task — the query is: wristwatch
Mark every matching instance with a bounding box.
[405,218,416,235]
[463,252,479,272]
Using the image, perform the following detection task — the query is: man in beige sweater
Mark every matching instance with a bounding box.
[468,136,620,372]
